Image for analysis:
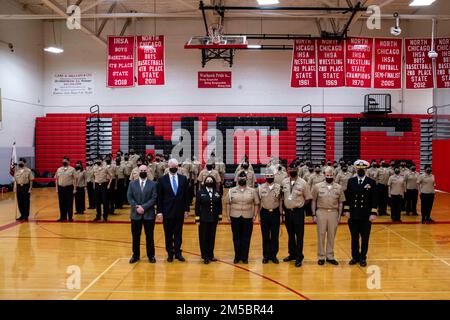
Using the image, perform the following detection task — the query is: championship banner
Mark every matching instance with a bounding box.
[198,71,232,88]
[345,37,373,88]
[290,39,317,88]
[374,38,403,89]
[107,36,135,87]
[317,39,345,87]
[405,38,434,89]
[137,35,165,86]
[436,38,450,88]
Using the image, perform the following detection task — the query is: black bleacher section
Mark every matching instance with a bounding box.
[129,117,173,156]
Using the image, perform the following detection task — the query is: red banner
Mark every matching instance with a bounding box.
[137,35,165,86]
[198,72,232,88]
[345,37,373,88]
[290,39,317,88]
[107,36,135,88]
[374,38,402,89]
[405,39,434,89]
[317,40,345,87]
[436,38,450,88]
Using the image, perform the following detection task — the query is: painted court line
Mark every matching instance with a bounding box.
[72,258,126,300]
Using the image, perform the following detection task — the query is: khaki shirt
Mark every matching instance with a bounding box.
[115,163,126,179]
[129,154,140,168]
[130,167,154,181]
[303,170,313,183]
[405,172,419,190]
[147,162,157,178]
[418,174,435,194]
[198,169,221,184]
[155,162,166,179]
[348,165,355,175]
[55,166,76,187]
[388,174,405,196]
[274,170,287,185]
[86,166,94,183]
[227,186,260,218]
[75,170,87,187]
[367,168,379,181]
[335,171,353,191]
[258,183,281,210]
[299,165,309,178]
[93,165,110,184]
[215,161,226,181]
[312,181,345,214]
[14,167,34,185]
[377,168,391,185]
[106,164,117,180]
[192,160,202,180]
[235,169,255,187]
[123,161,133,176]
[281,177,312,209]
[308,173,325,188]
[182,161,194,180]
[400,167,409,177]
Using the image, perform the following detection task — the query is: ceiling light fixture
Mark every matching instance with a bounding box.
[257,0,280,5]
[409,0,436,6]
[44,46,64,54]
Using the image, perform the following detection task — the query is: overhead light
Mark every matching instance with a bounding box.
[257,0,280,5]
[248,44,262,49]
[44,46,64,54]
[409,0,436,6]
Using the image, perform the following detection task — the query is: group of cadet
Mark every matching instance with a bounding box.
[13,152,436,267]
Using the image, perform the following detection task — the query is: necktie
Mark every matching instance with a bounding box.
[172,175,178,195]
[359,179,363,185]
[141,181,145,191]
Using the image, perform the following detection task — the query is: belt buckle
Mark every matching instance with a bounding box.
[327,209,332,212]
[269,209,273,212]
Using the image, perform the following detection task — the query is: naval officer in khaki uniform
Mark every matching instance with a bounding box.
[404,166,419,216]
[274,165,287,185]
[312,167,345,266]
[226,171,260,264]
[86,160,96,209]
[235,162,256,188]
[388,167,405,222]
[418,166,436,224]
[376,162,391,216]
[281,163,313,267]
[93,158,110,222]
[198,163,221,189]
[55,157,77,222]
[258,170,282,264]
[14,158,34,221]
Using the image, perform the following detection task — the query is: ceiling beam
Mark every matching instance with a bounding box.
[347,0,378,29]
[96,1,117,37]
[41,0,106,46]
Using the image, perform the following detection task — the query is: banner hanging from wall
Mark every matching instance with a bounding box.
[374,38,403,89]
[137,35,165,86]
[436,38,450,89]
[405,38,434,89]
[198,71,232,88]
[107,36,135,88]
[290,39,317,88]
[317,39,345,87]
[345,37,373,88]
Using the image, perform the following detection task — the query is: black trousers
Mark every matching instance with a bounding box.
[230,216,254,261]
[348,218,372,261]
[260,208,280,259]
[420,193,435,220]
[163,215,185,257]
[405,189,418,214]
[107,180,116,214]
[95,182,109,219]
[86,182,95,209]
[58,185,74,220]
[115,179,125,208]
[390,195,403,221]
[284,206,305,262]
[304,201,312,216]
[198,221,218,260]
[16,184,31,219]
[124,176,130,204]
[74,186,86,213]
[131,219,155,259]
[377,184,389,215]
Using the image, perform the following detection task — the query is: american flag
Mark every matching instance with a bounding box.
[9,141,16,177]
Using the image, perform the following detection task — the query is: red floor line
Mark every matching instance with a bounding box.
[0,221,24,232]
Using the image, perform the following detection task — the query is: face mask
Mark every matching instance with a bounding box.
[266,177,274,184]
[342,167,348,172]
[326,178,334,184]
[137,163,142,167]
[18,163,24,168]
[334,164,338,168]
[205,182,214,188]
[395,169,400,174]
[357,169,365,177]
[76,165,81,170]
[130,151,135,155]
[156,159,160,162]
[105,160,111,165]
[308,168,314,173]
[289,171,298,178]
[124,157,129,161]
[139,172,147,179]
[116,160,121,166]
[315,170,321,174]
[62,162,69,167]
[327,162,331,166]
[372,164,376,168]
[278,166,282,171]
[96,161,101,166]
[169,167,178,174]
[411,167,416,172]
[238,179,247,186]
[206,165,213,171]
[426,169,432,174]
[242,164,249,170]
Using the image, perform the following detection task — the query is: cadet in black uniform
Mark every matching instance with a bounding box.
[343,160,378,267]
[195,176,222,264]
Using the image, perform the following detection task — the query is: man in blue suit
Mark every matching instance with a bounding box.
[127,165,158,264]
[157,158,190,262]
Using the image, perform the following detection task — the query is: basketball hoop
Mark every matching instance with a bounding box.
[208,24,224,45]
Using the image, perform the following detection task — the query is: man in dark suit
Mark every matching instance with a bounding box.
[127,165,158,264]
[343,160,378,267]
[157,158,190,262]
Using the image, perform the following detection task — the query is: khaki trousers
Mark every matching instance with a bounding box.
[316,209,340,260]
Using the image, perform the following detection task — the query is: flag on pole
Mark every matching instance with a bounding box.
[9,141,17,177]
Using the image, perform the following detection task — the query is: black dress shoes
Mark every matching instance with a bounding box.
[16,217,24,221]
[203,259,210,264]
[318,259,325,265]
[242,259,248,264]
[233,258,239,264]
[349,259,359,265]
[68,218,74,222]
[271,258,279,264]
[326,259,339,265]
[210,257,217,262]
[148,257,156,263]
[175,255,186,262]
[262,258,269,264]
[129,257,139,264]
[283,256,295,262]
[167,256,174,263]
[57,218,67,222]
[93,217,101,222]
[295,260,302,268]
[359,260,367,267]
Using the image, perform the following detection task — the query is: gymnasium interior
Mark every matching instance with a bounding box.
[1,0,450,301]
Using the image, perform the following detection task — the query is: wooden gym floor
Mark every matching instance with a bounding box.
[0,187,450,300]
